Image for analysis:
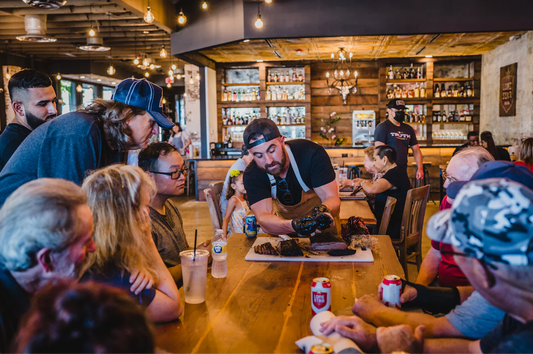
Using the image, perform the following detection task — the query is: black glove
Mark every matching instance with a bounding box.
[291,215,318,236]
[312,205,333,230]
[401,279,460,315]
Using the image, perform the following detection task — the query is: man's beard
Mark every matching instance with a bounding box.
[26,110,56,130]
[257,149,287,177]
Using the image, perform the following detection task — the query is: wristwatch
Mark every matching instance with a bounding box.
[361,180,367,186]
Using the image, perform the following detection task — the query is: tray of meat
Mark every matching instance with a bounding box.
[245,237,373,263]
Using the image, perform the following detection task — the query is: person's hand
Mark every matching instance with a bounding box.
[129,269,154,295]
[339,178,354,189]
[312,205,334,231]
[197,240,212,263]
[416,168,424,180]
[292,215,318,235]
[376,325,425,354]
[352,294,386,322]
[139,206,152,238]
[319,316,378,353]
[377,283,418,304]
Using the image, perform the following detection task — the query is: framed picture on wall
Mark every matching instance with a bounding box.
[499,63,517,117]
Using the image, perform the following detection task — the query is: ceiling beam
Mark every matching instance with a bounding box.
[11,4,125,16]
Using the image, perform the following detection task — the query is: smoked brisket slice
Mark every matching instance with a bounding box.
[310,232,348,251]
[277,239,304,257]
[254,242,279,255]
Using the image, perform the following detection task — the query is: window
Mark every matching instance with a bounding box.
[102,86,114,100]
[60,80,77,114]
[82,83,97,108]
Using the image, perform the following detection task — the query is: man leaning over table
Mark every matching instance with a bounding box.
[321,178,533,353]
[242,118,340,236]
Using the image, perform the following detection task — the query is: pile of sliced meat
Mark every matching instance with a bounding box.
[254,242,279,255]
[254,239,304,257]
[310,232,348,251]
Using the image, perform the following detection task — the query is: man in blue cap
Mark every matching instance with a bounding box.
[0,78,174,206]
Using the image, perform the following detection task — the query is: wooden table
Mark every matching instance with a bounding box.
[339,199,377,226]
[155,234,404,353]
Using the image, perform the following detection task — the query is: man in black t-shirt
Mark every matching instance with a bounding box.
[243,119,340,236]
[374,99,424,180]
[453,130,479,156]
[0,69,57,172]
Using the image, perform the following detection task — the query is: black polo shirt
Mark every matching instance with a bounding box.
[0,123,32,172]
[0,268,31,352]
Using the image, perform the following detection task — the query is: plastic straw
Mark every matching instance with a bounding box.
[193,229,198,262]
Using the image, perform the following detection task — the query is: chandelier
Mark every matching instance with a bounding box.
[326,47,358,104]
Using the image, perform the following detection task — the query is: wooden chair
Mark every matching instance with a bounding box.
[392,185,430,281]
[203,181,224,233]
[378,196,397,235]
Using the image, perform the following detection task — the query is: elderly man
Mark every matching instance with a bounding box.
[0,179,96,352]
[321,178,533,352]
[0,69,57,171]
[0,78,174,207]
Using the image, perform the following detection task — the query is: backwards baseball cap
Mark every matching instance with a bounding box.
[427,178,533,266]
[112,78,174,129]
[447,161,533,199]
[243,118,281,149]
[387,98,406,110]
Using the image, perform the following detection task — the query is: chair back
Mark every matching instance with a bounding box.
[378,196,397,235]
[398,185,430,245]
[204,181,224,233]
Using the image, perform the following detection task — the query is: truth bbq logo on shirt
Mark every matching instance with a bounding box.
[390,131,411,141]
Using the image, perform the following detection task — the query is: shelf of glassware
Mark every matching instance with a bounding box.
[267,106,306,126]
[432,122,474,140]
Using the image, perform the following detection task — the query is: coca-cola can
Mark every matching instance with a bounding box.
[380,275,402,309]
[311,277,331,315]
[309,343,333,354]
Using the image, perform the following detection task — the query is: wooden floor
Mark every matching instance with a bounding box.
[170,195,441,281]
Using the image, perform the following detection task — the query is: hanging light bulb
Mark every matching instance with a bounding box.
[354,71,358,77]
[56,73,61,80]
[189,76,194,84]
[176,74,181,80]
[142,58,149,67]
[171,64,176,70]
[202,1,208,9]
[349,52,353,59]
[76,84,83,92]
[5,73,11,80]
[196,73,200,80]
[89,27,96,37]
[134,57,140,65]
[144,6,155,24]
[183,92,187,97]
[145,72,150,77]
[149,63,155,70]
[162,97,167,104]
[159,45,167,58]
[107,64,116,75]
[166,83,171,88]
[254,10,263,29]
[265,0,272,3]
[326,72,330,78]
[331,53,335,59]
[168,69,173,76]
[177,10,187,25]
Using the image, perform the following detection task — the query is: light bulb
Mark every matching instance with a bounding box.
[202,1,207,9]
[354,71,358,77]
[107,65,115,75]
[326,72,330,78]
[144,6,155,24]
[145,72,150,77]
[149,63,155,70]
[349,52,353,58]
[171,64,176,70]
[183,93,187,97]
[178,11,187,25]
[168,69,173,76]
[162,97,167,104]
[196,73,200,80]
[56,73,61,80]
[265,0,272,3]
[89,28,96,37]
[189,77,194,84]
[331,53,335,59]
[176,74,181,80]
[142,58,149,67]
[166,83,171,88]
[255,14,263,29]
[340,70,344,77]
[159,45,167,58]
[5,73,11,80]
[76,84,83,92]
[134,58,140,65]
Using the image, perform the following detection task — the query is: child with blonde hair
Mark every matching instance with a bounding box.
[222,170,250,239]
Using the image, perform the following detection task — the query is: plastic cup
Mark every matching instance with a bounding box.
[180,249,209,304]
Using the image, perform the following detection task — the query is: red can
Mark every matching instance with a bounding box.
[311,277,331,315]
[309,343,333,354]
[380,275,402,309]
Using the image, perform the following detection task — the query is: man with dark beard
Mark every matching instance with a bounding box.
[0,69,57,171]
[242,119,340,236]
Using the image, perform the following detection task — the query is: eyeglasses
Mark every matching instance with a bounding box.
[442,170,457,184]
[149,167,188,180]
[277,178,294,204]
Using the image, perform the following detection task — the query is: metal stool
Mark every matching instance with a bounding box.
[346,164,363,179]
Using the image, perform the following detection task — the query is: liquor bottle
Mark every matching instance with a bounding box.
[237,89,242,102]
[285,72,290,82]
[394,85,401,98]
[300,87,305,100]
[433,112,437,122]
[453,85,458,97]
[388,65,394,80]
[394,69,401,80]
[274,72,279,83]
[409,63,415,79]
[222,109,227,125]
[459,86,465,97]
[441,84,447,97]
[446,85,452,97]
[387,88,393,99]
[292,71,297,82]
[408,87,414,98]
[282,88,288,100]
[466,84,473,97]
[438,111,443,122]
[232,90,237,102]
[268,72,272,82]
[416,67,422,79]
[251,88,256,101]
[257,87,260,100]
[402,68,409,79]
[299,72,304,82]
[434,84,440,98]
[279,72,284,83]
[288,90,294,100]
[420,84,426,98]
[414,83,420,98]
[448,111,454,122]
[421,114,426,124]
[222,87,228,102]
[227,89,232,102]
[401,87,407,99]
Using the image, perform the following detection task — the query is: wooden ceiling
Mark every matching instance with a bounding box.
[0,0,183,73]
[200,32,526,62]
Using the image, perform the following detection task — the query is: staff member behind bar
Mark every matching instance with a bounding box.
[375,99,424,180]
[242,119,340,236]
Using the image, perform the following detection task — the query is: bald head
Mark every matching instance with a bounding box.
[444,146,494,188]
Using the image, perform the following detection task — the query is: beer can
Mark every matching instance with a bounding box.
[244,214,258,237]
[380,275,402,309]
[311,277,331,315]
[309,343,333,354]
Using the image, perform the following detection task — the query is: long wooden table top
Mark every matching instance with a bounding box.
[339,199,377,225]
[155,234,404,353]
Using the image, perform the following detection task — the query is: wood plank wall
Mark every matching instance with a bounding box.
[310,61,379,146]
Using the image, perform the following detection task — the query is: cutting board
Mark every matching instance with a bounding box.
[245,237,374,263]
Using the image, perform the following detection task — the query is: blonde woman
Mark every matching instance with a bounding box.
[516,137,533,172]
[81,164,183,322]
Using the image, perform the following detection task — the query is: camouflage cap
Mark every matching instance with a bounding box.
[427,178,533,266]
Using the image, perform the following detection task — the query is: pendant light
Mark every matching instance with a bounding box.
[56,73,61,80]
[202,1,208,9]
[5,72,11,80]
[196,72,200,80]
[160,44,167,58]
[149,63,155,70]
[107,65,116,75]
[134,57,140,65]
[171,64,176,70]
[168,68,173,76]
[144,0,155,24]
[76,84,83,92]
[142,57,149,67]
[133,38,140,65]
[144,72,150,77]
[176,74,181,80]
[162,97,167,104]
[166,83,171,88]
[177,9,187,25]
[88,27,96,37]
[265,0,272,3]
[189,76,194,84]
[254,4,263,29]
[106,13,115,75]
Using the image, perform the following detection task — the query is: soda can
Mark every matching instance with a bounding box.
[311,277,331,315]
[244,214,258,237]
[309,343,333,354]
[380,275,402,309]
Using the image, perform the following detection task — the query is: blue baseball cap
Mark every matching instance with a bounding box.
[447,161,533,199]
[112,78,174,129]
